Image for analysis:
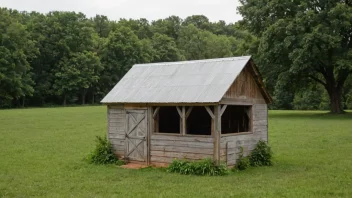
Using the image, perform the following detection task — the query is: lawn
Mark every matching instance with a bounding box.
[0,106,351,197]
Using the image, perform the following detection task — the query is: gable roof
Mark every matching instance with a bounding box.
[101,56,271,104]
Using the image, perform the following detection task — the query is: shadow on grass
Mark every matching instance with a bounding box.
[269,110,352,120]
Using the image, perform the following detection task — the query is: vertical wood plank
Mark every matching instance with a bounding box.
[153,107,159,133]
[214,105,221,165]
[147,107,152,165]
[124,110,128,163]
[266,106,269,143]
[107,107,110,138]
[182,106,186,135]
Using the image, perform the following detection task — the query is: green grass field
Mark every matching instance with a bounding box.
[0,107,351,197]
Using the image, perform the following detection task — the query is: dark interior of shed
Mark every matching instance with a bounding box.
[221,105,251,133]
[186,106,212,135]
[156,106,180,133]
[154,105,251,135]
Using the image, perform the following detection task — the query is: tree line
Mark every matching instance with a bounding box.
[0,0,351,113]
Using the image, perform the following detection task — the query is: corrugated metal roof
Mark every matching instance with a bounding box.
[101,56,251,103]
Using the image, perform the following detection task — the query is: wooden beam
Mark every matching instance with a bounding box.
[185,106,193,119]
[220,105,227,117]
[176,106,182,118]
[153,107,160,119]
[220,98,266,105]
[182,106,186,135]
[214,105,221,165]
[205,106,215,119]
[147,107,152,165]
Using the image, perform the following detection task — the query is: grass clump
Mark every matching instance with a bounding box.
[234,147,250,171]
[167,158,228,176]
[87,136,122,165]
[249,140,273,167]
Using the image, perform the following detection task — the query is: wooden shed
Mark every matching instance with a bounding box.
[101,56,272,166]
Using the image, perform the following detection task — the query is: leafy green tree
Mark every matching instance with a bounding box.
[28,11,97,105]
[151,33,184,62]
[53,51,101,105]
[183,15,211,31]
[177,25,233,60]
[0,8,37,107]
[239,0,352,113]
[118,18,153,39]
[151,16,183,39]
[100,27,150,93]
[344,76,352,109]
[293,87,324,110]
[92,15,111,38]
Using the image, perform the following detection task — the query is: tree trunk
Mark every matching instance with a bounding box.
[326,86,344,114]
[22,96,25,108]
[63,95,67,106]
[82,90,87,105]
[92,91,95,104]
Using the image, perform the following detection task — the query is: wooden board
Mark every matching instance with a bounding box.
[222,65,266,101]
[151,134,213,142]
[107,106,126,155]
[150,134,214,163]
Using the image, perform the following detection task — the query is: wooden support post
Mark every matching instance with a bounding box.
[147,107,152,165]
[176,106,182,117]
[185,106,193,119]
[214,105,221,165]
[205,106,215,119]
[220,105,227,117]
[153,107,160,133]
[153,107,160,119]
[176,106,187,135]
[182,106,186,135]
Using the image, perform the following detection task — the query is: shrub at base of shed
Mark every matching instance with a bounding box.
[249,140,273,167]
[234,147,250,171]
[87,136,123,165]
[167,158,228,176]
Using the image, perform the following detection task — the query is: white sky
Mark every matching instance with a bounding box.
[0,0,243,23]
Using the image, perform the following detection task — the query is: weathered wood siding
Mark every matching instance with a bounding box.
[150,135,214,164]
[223,66,266,104]
[221,104,268,166]
[107,105,126,157]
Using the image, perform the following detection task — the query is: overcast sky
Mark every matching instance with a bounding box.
[1,0,243,23]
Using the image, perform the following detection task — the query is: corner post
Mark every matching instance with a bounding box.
[214,105,221,165]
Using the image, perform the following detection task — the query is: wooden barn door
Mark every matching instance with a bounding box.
[125,109,148,163]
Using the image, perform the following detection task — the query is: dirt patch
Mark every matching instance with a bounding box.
[120,163,148,169]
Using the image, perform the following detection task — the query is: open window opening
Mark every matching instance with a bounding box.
[221,105,251,134]
[186,106,212,135]
[154,106,180,134]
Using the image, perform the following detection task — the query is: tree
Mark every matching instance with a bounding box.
[100,27,150,93]
[0,8,37,107]
[118,18,153,39]
[177,25,233,60]
[92,15,111,38]
[239,0,352,113]
[151,33,184,62]
[183,15,211,31]
[28,11,98,105]
[151,16,183,39]
[53,51,101,105]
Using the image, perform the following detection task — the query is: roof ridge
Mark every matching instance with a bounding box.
[134,56,251,67]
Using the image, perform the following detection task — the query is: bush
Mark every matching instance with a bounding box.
[249,140,273,166]
[87,136,121,165]
[167,158,228,176]
[234,147,250,171]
